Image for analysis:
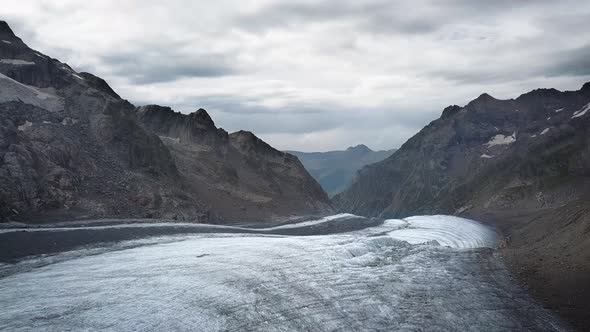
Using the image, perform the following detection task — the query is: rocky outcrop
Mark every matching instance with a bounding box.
[0,21,331,223]
[134,107,332,221]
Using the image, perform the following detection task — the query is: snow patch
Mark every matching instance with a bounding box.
[61,117,79,126]
[480,154,494,159]
[17,121,32,131]
[546,117,551,120]
[540,128,550,135]
[554,108,563,113]
[484,132,516,147]
[455,205,472,214]
[0,59,35,65]
[572,102,590,119]
[72,73,84,80]
[1,40,11,44]
[531,134,537,138]
[34,53,45,58]
[158,135,180,143]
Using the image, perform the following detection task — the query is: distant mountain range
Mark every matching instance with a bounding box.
[0,21,332,223]
[288,145,395,196]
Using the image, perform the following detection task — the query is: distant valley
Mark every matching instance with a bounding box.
[288,145,396,196]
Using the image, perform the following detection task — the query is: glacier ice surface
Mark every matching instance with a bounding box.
[0,215,565,331]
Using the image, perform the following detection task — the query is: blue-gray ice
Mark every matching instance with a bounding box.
[0,215,567,331]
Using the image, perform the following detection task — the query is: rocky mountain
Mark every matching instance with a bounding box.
[288,145,395,196]
[335,84,590,218]
[0,21,331,223]
[333,82,590,329]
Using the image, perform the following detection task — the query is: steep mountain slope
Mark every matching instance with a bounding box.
[0,21,331,223]
[335,84,590,218]
[333,82,590,329]
[288,145,395,196]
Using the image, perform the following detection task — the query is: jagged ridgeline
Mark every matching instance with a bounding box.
[0,21,332,222]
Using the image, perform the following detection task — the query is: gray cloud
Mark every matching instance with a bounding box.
[235,0,563,35]
[100,51,238,84]
[236,1,442,35]
[546,44,590,78]
[4,0,590,151]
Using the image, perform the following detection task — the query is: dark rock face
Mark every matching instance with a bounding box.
[334,83,590,218]
[288,145,396,196]
[134,108,332,221]
[0,21,331,223]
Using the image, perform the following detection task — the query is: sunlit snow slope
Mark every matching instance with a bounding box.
[0,215,566,331]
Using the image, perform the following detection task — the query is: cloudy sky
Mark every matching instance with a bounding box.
[4,0,590,151]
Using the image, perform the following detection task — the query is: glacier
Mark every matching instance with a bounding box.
[0,215,566,331]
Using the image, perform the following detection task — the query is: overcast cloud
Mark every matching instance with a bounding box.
[4,0,590,151]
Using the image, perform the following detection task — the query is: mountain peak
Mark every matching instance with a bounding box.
[190,108,215,128]
[347,144,371,153]
[466,92,502,109]
[0,21,15,37]
[475,92,496,101]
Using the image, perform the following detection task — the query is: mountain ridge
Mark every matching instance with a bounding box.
[0,20,332,223]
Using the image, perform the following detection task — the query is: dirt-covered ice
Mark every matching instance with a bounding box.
[0,215,567,331]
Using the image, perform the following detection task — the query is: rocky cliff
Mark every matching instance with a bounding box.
[0,21,331,223]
